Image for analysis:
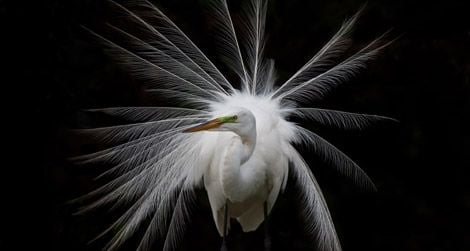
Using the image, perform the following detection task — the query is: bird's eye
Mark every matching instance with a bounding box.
[233,115,238,121]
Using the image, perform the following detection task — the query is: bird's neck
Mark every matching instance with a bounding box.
[239,130,256,164]
[220,128,259,203]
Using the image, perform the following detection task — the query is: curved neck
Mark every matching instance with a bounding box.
[239,129,256,164]
[220,129,259,202]
[220,119,258,202]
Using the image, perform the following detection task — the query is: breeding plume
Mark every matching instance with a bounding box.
[73,0,394,250]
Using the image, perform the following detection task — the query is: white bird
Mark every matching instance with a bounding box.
[72,0,394,250]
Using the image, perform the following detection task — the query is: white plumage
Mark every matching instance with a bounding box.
[72,0,395,250]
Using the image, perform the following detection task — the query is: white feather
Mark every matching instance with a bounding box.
[286,144,342,251]
[109,0,235,93]
[271,6,364,99]
[73,0,393,250]
[240,0,268,94]
[208,0,250,90]
[289,107,398,130]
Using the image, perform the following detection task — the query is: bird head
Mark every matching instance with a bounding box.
[183,108,255,135]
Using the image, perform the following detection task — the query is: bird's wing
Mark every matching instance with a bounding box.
[236,157,288,232]
[236,201,265,232]
[266,153,289,212]
[201,133,233,236]
[236,139,289,232]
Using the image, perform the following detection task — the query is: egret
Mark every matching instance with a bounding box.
[73,0,394,250]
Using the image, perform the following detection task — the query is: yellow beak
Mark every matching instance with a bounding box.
[183,118,222,133]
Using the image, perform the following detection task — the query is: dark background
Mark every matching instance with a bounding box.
[1,0,469,250]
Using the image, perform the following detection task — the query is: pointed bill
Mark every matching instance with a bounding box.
[183,118,222,133]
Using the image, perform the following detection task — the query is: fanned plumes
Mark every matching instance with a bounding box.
[271,6,364,99]
[295,126,376,191]
[286,144,341,251]
[134,185,190,251]
[239,0,268,94]
[274,35,391,104]
[84,27,221,101]
[86,107,208,122]
[106,0,235,94]
[290,107,398,130]
[74,1,394,250]
[208,0,250,90]
[161,188,196,251]
[105,22,226,97]
[72,116,208,146]
[75,135,198,212]
[145,89,213,109]
[81,136,204,251]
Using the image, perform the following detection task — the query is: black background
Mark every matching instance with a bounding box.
[1,0,469,250]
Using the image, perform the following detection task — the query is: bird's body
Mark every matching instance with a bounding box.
[204,132,273,233]
[199,96,291,234]
[73,0,394,250]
